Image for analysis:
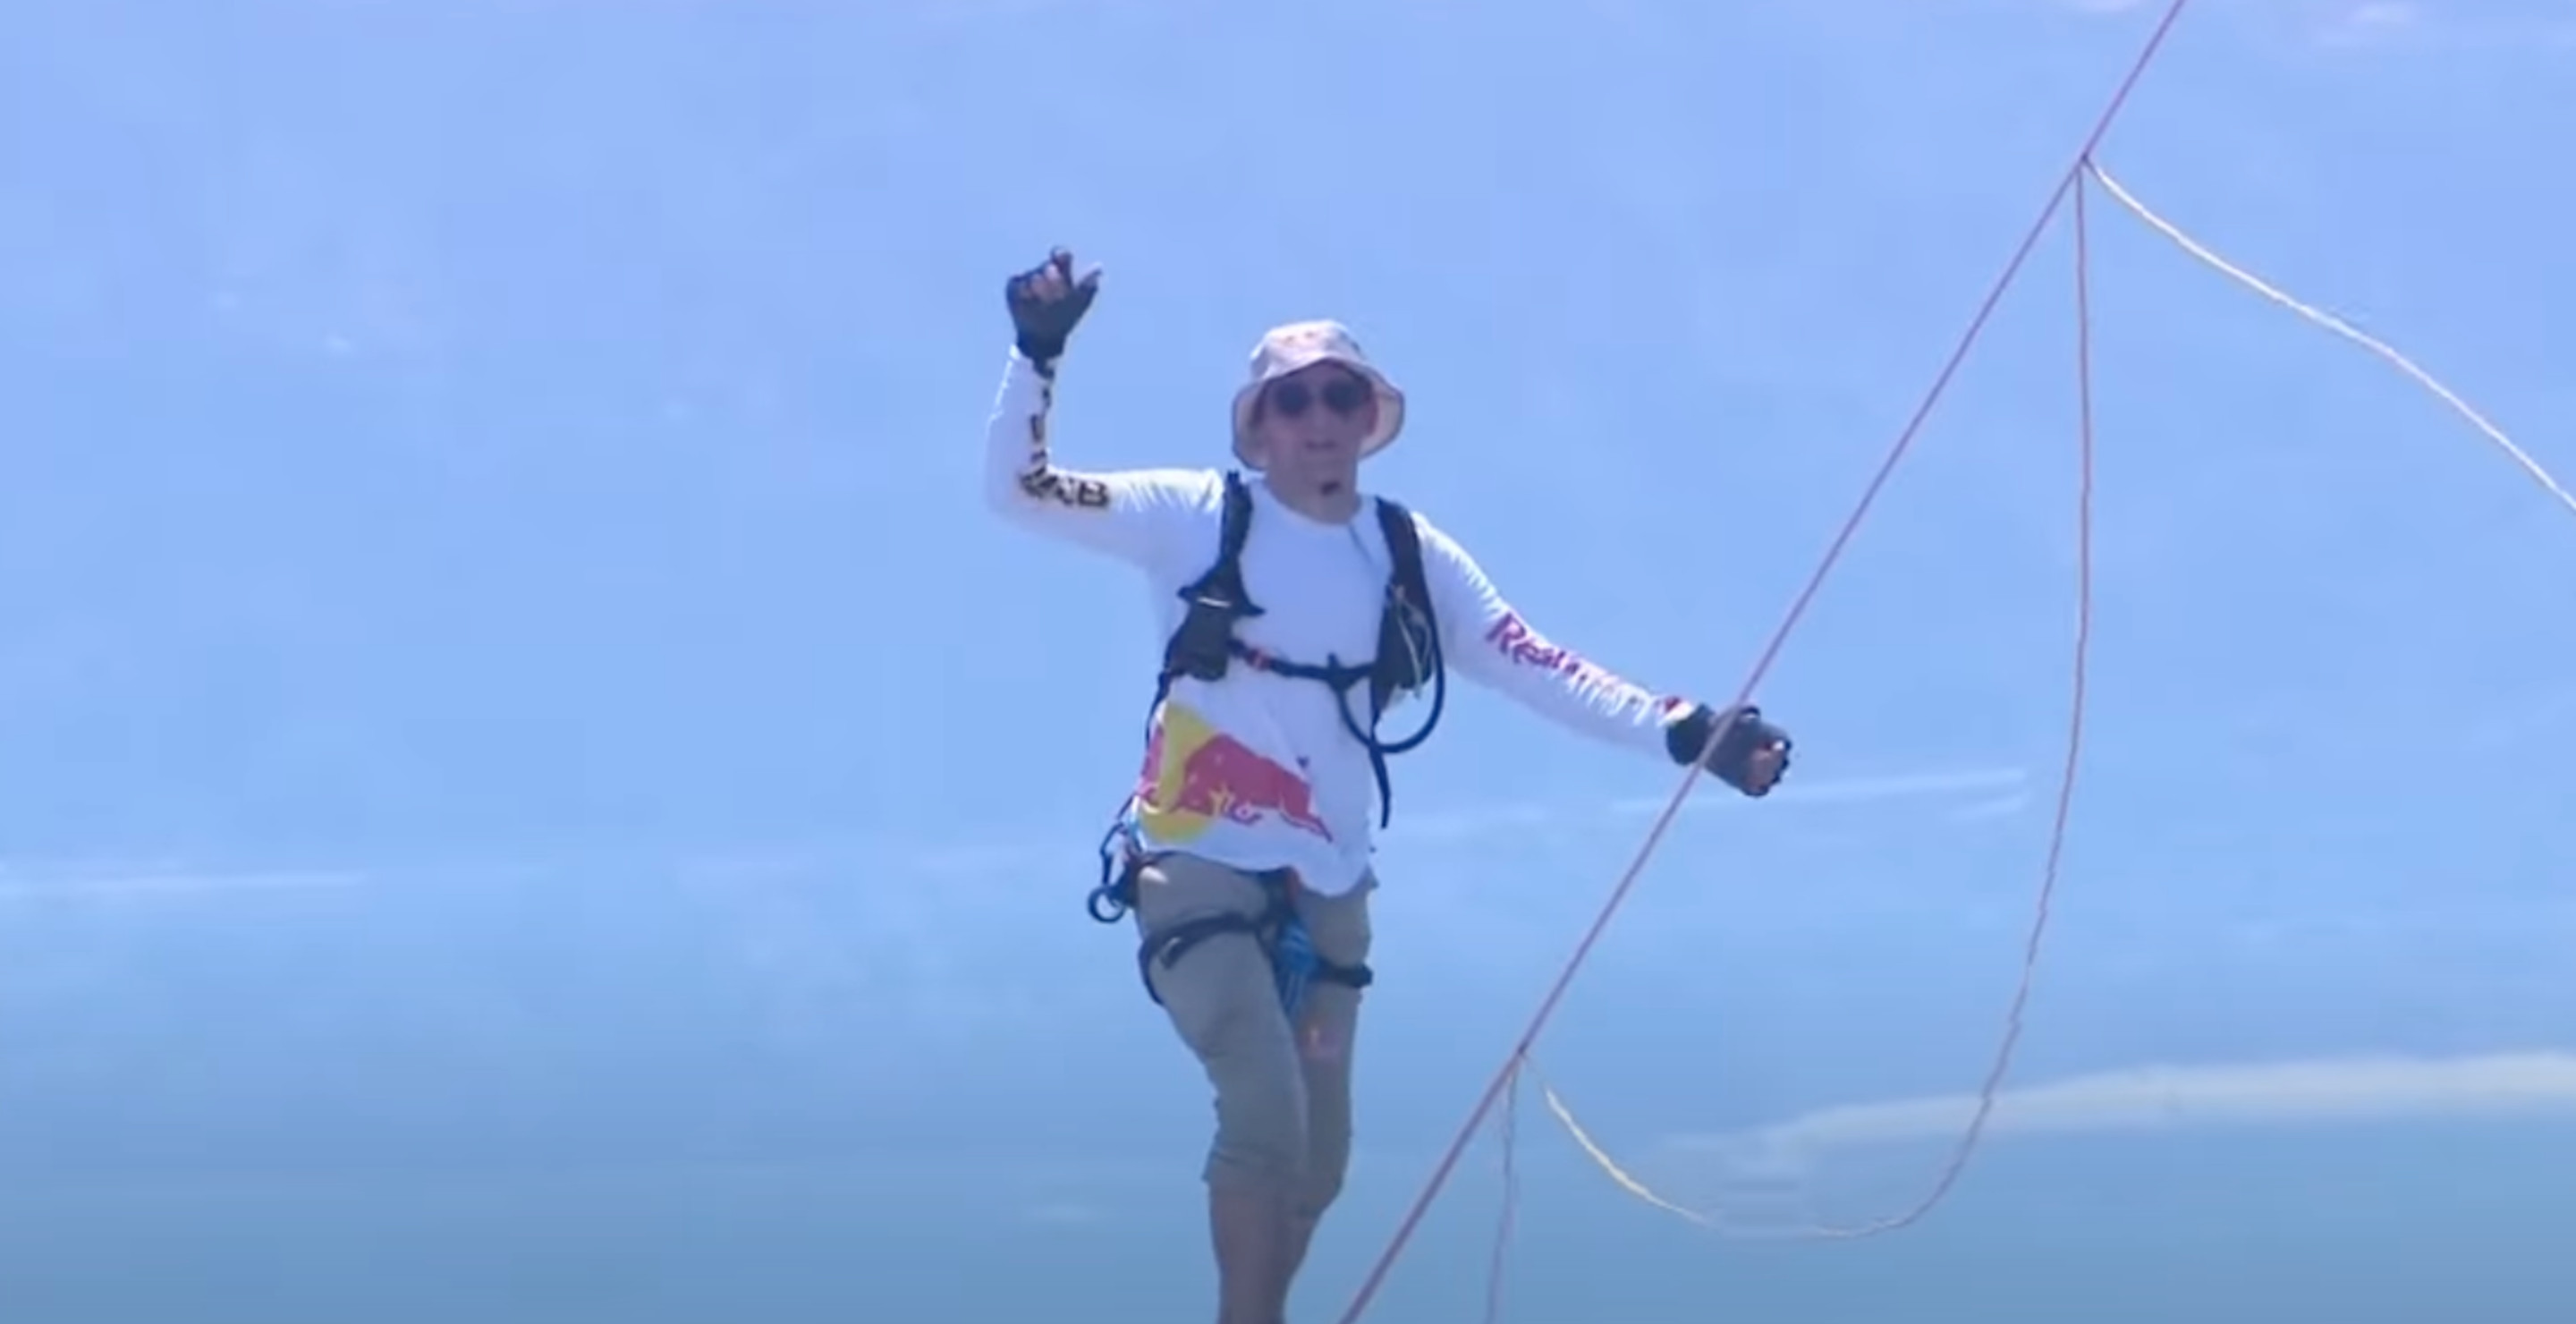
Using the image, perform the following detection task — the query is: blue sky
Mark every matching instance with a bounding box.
[4,0,2575,1320]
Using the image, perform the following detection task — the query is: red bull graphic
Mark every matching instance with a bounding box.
[1134,702,1335,843]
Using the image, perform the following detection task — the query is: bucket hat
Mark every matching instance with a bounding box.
[1228,319,1406,469]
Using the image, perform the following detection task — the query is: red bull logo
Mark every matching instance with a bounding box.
[1486,610,1680,714]
[1134,703,1334,843]
[1486,610,1605,682]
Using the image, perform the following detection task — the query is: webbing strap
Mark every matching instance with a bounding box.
[1134,875,1374,1022]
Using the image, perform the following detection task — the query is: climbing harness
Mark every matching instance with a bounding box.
[1117,856,1372,1025]
[1085,470,1446,1009]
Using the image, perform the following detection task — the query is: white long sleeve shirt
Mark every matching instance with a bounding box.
[982,348,1695,897]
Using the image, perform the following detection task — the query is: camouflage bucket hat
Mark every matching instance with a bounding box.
[1228,319,1407,470]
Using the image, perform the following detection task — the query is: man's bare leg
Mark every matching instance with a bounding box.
[1279,1209,1324,1307]
[1280,1027,1355,1300]
[1263,1040,1352,1320]
[1211,1186,1295,1324]
[1284,1211,1319,1275]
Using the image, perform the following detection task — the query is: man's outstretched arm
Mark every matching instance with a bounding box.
[1412,513,1791,792]
[980,346,1213,567]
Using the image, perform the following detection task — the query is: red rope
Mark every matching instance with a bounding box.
[1479,1065,1521,1324]
[1330,4,2188,1319]
[1753,150,2101,1245]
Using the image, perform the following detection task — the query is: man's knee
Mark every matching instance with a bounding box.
[1189,944,1312,1195]
[1291,876,1372,1219]
[1205,1084,1310,1200]
[1293,1147,1349,1221]
[1293,981,1364,1218]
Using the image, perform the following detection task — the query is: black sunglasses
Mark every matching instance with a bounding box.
[1267,375,1371,419]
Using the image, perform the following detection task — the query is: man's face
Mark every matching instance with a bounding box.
[1245,362,1379,493]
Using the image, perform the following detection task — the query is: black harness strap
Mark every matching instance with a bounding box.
[1085,471,1447,998]
[1148,471,1263,701]
[1158,472,1445,829]
[1129,863,1372,1006]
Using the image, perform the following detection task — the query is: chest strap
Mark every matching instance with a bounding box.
[1149,471,1446,830]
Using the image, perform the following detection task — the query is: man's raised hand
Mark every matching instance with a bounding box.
[1004,247,1102,369]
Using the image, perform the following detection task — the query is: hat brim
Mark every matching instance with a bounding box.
[1230,358,1406,471]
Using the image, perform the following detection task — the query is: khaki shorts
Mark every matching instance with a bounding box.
[1128,851,1375,1219]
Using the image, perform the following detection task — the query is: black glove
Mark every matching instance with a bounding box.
[1665,701,1792,797]
[1004,247,1101,369]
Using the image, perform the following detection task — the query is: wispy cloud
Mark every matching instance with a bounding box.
[1945,790,2034,822]
[0,865,366,901]
[0,764,2033,905]
[1530,765,2030,832]
[1630,764,2032,814]
[2463,682,2576,751]
[2322,0,2421,44]
[1532,1050,2576,1239]
[1665,1050,2576,1167]
[1020,1201,1111,1226]
[2044,0,2475,47]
